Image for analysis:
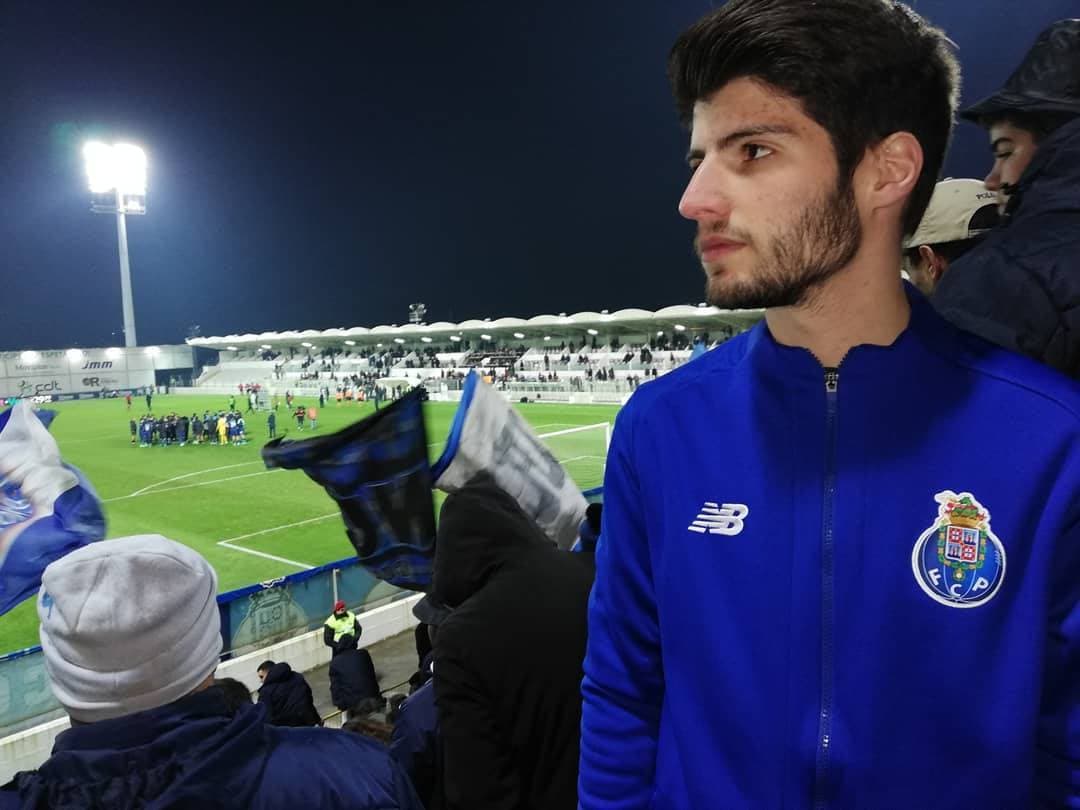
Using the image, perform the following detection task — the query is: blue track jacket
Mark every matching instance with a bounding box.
[580,289,1080,809]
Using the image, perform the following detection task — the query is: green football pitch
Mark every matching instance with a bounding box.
[0,393,619,654]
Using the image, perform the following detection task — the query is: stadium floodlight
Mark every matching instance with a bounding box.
[83,141,147,348]
[20,351,40,364]
[105,347,123,359]
[544,336,551,341]
[344,340,356,346]
[656,330,664,336]
[394,338,406,345]
[449,335,461,342]
[513,332,525,339]
[376,343,383,348]
[301,341,313,348]
[480,334,492,341]
[66,349,84,362]
[587,328,599,336]
[226,346,238,351]
[421,337,432,344]
[674,324,686,332]
[144,346,160,357]
[261,344,273,349]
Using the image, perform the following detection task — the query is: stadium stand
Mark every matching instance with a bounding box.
[184,306,764,402]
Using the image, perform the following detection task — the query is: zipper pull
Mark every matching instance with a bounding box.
[824,368,839,394]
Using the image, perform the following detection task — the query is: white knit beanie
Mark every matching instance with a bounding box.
[38,534,223,723]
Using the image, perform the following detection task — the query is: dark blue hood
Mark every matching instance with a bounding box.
[1005,116,1080,220]
[7,687,267,809]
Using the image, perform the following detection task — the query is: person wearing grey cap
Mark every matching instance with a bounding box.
[0,534,423,809]
[933,19,1080,375]
[902,179,999,296]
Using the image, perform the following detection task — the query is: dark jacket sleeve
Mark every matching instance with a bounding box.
[354,617,362,639]
[933,242,1080,376]
[323,624,334,648]
[434,620,520,810]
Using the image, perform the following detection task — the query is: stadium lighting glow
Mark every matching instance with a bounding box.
[144,346,160,357]
[656,330,664,336]
[449,335,461,342]
[394,338,406,344]
[301,341,312,348]
[544,336,551,341]
[674,324,686,332]
[66,349,84,362]
[376,343,383,348]
[587,328,599,336]
[105,347,123,359]
[260,344,273,349]
[83,142,147,195]
[20,351,40,364]
[480,334,492,341]
[226,346,238,351]
[344,340,356,346]
[83,141,147,348]
[421,337,432,344]
[513,332,525,339]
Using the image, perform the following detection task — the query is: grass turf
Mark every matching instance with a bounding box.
[0,393,618,654]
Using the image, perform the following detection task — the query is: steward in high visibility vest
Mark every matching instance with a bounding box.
[324,600,362,648]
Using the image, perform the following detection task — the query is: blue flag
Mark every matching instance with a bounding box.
[0,402,107,615]
[261,389,436,590]
[432,371,587,549]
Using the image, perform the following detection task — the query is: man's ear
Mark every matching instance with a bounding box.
[918,245,949,282]
[863,132,923,216]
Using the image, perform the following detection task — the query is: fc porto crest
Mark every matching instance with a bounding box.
[911,491,1006,609]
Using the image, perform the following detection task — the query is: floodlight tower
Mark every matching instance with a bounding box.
[83,142,147,348]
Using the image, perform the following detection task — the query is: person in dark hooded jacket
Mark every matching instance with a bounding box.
[0,534,422,810]
[933,20,1080,376]
[257,660,322,727]
[329,634,381,718]
[430,477,595,810]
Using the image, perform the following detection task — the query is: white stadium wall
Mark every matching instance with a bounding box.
[0,346,192,401]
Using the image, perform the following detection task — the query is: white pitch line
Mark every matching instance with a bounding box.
[219,513,340,544]
[558,455,606,465]
[128,462,262,497]
[218,541,315,570]
[103,469,282,502]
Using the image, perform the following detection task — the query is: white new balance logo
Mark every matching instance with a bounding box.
[688,502,749,536]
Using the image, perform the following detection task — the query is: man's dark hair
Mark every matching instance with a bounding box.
[669,0,959,237]
[215,677,254,714]
[257,660,275,674]
[980,110,1078,144]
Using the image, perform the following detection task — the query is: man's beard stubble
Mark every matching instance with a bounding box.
[702,179,863,310]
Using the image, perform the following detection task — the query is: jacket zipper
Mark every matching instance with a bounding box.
[814,368,839,809]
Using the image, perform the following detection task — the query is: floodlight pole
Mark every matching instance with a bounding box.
[115,189,138,348]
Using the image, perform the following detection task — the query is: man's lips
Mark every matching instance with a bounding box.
[698,237,746,261]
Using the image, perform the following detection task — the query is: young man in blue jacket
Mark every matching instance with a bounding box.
[579,1,1080,808]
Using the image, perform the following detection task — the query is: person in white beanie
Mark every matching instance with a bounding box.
[0,535,422,809]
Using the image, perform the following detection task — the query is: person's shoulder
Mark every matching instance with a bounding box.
[619,329,757,424]
[259,727,405,803]
[931,319,1080,424]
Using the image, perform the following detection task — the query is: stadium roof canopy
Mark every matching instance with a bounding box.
[187,305,764,350]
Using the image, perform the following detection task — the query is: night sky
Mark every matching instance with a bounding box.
[2,1,1075,350]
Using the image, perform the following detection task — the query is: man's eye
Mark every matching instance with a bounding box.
[744,143,774,161]
[994,152,1013,161]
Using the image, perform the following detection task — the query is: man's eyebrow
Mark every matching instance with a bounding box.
[991,136,1015,152]
[685,124,796,162]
